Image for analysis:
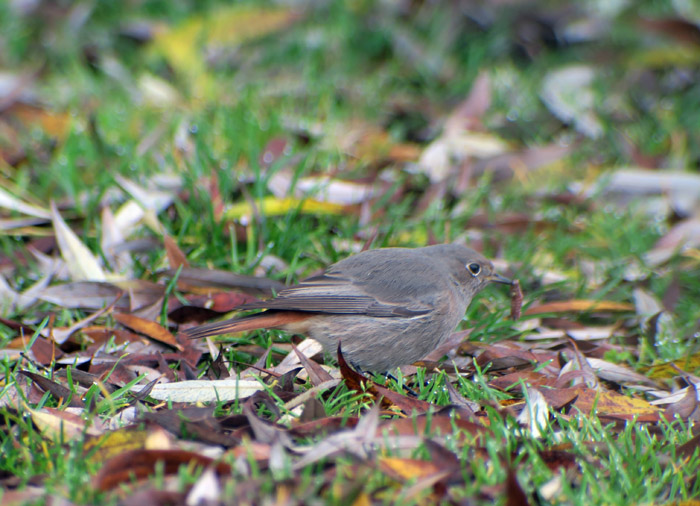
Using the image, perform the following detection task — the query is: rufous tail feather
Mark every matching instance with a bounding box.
[183,311,310,339]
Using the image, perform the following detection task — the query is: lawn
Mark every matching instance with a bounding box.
[1,1,700,504]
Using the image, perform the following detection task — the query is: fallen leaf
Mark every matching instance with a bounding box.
[187,468,221,505]
[26,406,102,440]
[0,186,51,219]
[223,196,348,226]
[50,202,106,282]
[151,5,300,93]
[20,371,84,407]
[540,65,603,138]
[38,281,128,309]
[517,387,549,438]
[643,354,700,379]
[141,378,265,403]
[585,358,659,387]
[543,387,661,419]
[113,313,183,351]
[379,457,443,481]
[163,267,284,295]
[268,171,377,205]
[510,280,523,320]
[84,427,152,462]
[292,342,334,386]
[593,168,700,217]
[525,300,634,315]
[95,449,231,491]
[100,206,133,276]
[665,382,700,422]
[163,234,188,269]
[677,433,700,460]
[505,468,531,506]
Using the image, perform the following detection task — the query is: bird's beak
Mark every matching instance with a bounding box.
[488,273,512,285]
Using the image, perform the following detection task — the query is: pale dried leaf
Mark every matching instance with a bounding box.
[649,379,700,405]
[642,217,700,268]
[186,467,220,506]
[0,274,19,313]
[27,405,103,440]
[38,281,127,309]
[101,206,133,275]
[517,387,549,438]
[272,338,323,375]
[142,378,265,403]
[0,186,51,219]
[540,65,603,138]
[593,169,700,216]
[524,326,616,341]
[45,297,120,344]
[292,402,380,470]
[633,287,663,317]
[586,358,659,387]
[418,133,508,183]
[139,73,180,106]
[50,202,106,281]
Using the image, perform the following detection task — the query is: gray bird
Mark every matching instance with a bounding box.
[185,244,511,372]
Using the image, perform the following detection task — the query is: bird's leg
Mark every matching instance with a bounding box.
[383,371,418,397]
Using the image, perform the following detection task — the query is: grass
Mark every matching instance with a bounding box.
[1,0,700,504]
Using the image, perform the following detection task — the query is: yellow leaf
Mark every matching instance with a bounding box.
[151,6,299,86]
[351,493,372,506]
[27,406,101,441]
[223,197,347,224]
[379,457,442,481]
[592,390,659,416]
[629,47,700,69]
[85,428,151,462]
[561,388,660,417]
[642,352,700,379]
[11,103,71,139]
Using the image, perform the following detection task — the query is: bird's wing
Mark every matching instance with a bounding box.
[238,271,433,317]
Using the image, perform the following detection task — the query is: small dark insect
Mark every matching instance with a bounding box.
[510,280,523,320]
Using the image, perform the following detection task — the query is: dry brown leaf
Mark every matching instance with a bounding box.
[163,267,284,295]
[292,342,334,386]
[525,300,634,316]
[510,280,523,320]
[163,234,189,269]
[95,449,231,491]
[113,313,183,351]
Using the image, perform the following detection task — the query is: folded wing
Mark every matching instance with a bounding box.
[238,272,433,317]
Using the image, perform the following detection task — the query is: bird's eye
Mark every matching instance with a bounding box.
[467,263,481,276]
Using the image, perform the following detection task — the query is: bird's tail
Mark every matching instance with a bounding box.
[183,311,310,340]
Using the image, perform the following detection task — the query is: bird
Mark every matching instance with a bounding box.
[184,244,511,372]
